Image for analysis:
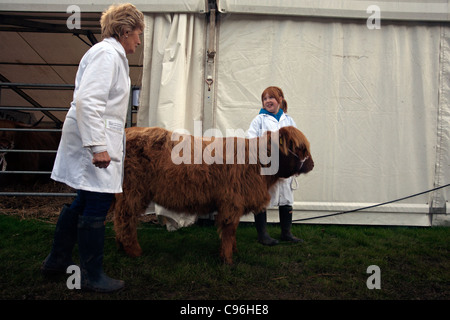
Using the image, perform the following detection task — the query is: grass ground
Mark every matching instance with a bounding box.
[0,213,448,302]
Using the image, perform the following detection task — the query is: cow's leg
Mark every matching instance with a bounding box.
[217,213,241,265]
[112,193,146,257]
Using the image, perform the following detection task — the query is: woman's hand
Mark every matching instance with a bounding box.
[92,151,111,169]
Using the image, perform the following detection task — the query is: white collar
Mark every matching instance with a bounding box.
[102,37,127,58]
[261,112,287,123]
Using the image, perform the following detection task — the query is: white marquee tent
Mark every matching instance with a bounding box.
[1,0,449,226]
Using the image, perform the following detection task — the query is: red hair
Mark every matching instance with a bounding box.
[261,86,288,113]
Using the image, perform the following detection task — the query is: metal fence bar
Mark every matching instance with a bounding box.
[0,171,52,174]
[0,82,75,89]
[0,84,139,198]
[0,128,61,132]
[0,192,77,197]
[0,149,56,153]
[0,107,69,111]
[0,77,64,126]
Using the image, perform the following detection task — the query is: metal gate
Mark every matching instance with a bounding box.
[0,81,138,197]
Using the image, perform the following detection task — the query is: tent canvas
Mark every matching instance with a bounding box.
[1,0,449,226]
[138,0,450,227]
[0,0,207,125]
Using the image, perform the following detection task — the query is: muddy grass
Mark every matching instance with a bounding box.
[0,180,157,223]
[1,181,449,304]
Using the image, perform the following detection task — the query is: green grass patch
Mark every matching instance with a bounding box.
[0,214,449,300]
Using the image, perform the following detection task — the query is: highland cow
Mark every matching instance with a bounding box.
[112,125,314,264]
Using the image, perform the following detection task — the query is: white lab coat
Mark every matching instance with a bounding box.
[247,111,297,207]
[51,37,130,193]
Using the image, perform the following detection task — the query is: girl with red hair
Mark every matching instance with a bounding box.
[248,86,302,246]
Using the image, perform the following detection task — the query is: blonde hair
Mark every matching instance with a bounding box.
[100,3,145,39]
[261,86,288,113]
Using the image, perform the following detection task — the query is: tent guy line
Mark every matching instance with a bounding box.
[292,183,450,223]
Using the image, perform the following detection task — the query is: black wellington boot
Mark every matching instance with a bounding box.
[77,215,124,293]
[41,205,79,276]
[279,205,303,243]
[254,211,279,246]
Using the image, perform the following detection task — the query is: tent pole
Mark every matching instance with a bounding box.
[202,5,217,132]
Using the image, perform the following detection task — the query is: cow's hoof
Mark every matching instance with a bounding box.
[124,245,142,257]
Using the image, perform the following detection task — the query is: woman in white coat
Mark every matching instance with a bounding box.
[248,86,302,246]
[41,3,144,293]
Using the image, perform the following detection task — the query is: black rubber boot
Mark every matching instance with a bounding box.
[41,205,79,276]
[78,215,124,293]
[254,211,279,246]
[279,205,303,243]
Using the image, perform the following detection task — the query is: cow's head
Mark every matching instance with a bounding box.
[0,120,17,151]
[0,117,43,150]
[276,126,314,178]
[0,118,44,170]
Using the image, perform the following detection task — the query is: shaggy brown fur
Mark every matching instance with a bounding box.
[112,126,314,264]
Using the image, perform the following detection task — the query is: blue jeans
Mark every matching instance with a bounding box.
[70,190,114,217]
